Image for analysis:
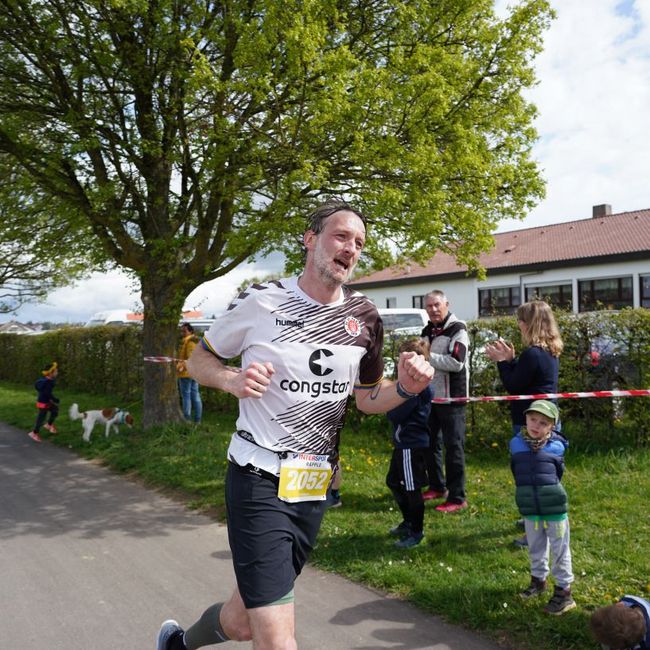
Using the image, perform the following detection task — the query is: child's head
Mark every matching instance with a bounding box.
[590,602,646,649]
[181,322,195,336]
[524,400,558,439]
[41,361,58,378]
[398,337,430,358]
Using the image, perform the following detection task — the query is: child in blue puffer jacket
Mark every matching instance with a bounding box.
[510,399,575,615]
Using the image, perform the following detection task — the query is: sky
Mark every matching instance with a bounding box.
[10,0,650,325]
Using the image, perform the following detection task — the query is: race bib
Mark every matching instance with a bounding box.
[278,453,332,503]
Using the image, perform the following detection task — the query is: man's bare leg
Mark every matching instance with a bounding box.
[219,587,296,650]
[212,588,248,642]
[247,599,296,650]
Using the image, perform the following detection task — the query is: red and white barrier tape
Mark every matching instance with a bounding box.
[432,389,650,404]
[143,355,649,404]
[144,356,182,363]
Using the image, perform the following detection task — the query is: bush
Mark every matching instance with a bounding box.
[0,326,236,413]
[375,309,650,450]
[0,326,142,399]
[2,309,649,445]
[468,309,650,447]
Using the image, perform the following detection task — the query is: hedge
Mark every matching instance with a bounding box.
[371,309,650,450]
[0,325,235,413]
[2,310,649,444]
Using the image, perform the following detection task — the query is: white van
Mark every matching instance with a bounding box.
[377,308,429,378]
[377,308,428,335]
[181,317,216,335]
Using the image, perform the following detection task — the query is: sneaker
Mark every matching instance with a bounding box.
[44,423,57,434]
[422,488,448,501]
[520,576,547,598]
[435,500,467,513]
[28,431,42,443]
[326,492,342,509]
[394,532,424,549]
[544,586,576,615]
[156,619,185,650]
[389,521,411,538]
[513,535,528,548]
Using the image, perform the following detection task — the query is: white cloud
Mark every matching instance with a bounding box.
[11,256,284,324]
[182,255,285,318]
[11,270,141,324]
[498,0,650,231]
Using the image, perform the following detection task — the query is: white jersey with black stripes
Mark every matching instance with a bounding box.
[202,276,384,475]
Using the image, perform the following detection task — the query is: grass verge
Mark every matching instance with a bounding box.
[1,381,648,649]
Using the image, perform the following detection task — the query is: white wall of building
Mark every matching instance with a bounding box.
[358,259,650,321]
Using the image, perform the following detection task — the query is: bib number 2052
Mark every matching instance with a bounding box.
[278,453,331,503]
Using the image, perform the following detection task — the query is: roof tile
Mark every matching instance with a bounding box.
[352,208,650,284]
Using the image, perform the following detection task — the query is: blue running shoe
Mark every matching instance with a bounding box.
[156,619,185,650]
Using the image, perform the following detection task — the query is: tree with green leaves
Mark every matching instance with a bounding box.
[0,158,99,313]
[0,0,552,426]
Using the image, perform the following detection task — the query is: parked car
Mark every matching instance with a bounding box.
[377,308,428,377]
[377,308,428,335]
[182,317,216,335]
[85,310,216,333]
[587,334,639,387]
[84,309,143,327]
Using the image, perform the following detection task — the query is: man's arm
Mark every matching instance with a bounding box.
[187,343,274,399]
[429,325,468,372]
[354,351,433,414]
[429,351,464,372]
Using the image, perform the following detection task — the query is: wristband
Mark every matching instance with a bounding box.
[396,381,419,399]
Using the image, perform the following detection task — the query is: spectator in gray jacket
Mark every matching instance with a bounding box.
[420,290,469,512]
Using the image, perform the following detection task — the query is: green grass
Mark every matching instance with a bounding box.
[2,380,649,649]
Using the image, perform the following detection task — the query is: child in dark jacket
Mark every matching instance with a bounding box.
[386,338,433,549]
[510,399,575,615]
[28,361,60,443]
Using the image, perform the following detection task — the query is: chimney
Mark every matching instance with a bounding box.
[592,204,612,218]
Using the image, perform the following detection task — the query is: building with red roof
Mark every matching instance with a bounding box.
[349,205,650,320]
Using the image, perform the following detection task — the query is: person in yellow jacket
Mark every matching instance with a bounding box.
[177,323,203,423]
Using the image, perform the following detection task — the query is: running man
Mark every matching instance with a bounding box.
[156,200,434,650]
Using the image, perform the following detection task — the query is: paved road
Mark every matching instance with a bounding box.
[0,422,503,649]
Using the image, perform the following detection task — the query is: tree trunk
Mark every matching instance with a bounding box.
[141,275,186,428]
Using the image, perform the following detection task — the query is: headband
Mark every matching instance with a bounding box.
[42,361,58,376]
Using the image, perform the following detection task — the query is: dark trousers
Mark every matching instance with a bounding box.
[426,404,466,503]
[34,404,58,433]
[386,447,427,533]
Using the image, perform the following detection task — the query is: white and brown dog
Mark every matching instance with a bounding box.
[69,403,134,442]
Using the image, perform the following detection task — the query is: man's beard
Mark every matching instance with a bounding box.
[314,247,356,288]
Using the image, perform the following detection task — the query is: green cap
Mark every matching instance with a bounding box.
[524,400,559,423]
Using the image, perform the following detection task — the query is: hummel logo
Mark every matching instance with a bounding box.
[275,318,305,328]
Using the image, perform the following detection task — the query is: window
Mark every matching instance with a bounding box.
[412,295,425,309]
[385,297,397,308]
[478,286,521,317]
[641,276,650,308]
[525,284,573,311]
[578,277,633,312]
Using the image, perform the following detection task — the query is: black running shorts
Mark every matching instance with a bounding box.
[225,462,327,609]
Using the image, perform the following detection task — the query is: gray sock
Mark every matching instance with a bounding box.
[184,603,229,649]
